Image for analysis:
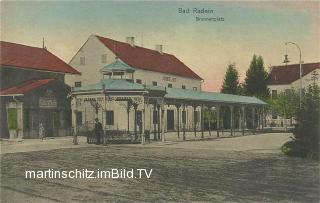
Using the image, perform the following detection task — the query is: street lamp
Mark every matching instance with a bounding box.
[283,42,303,109]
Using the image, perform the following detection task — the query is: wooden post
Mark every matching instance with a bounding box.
[241,106,245,136]
[183,105,186,141]
[161,104,165,142]
[134,103,138,141]
[230,105,234,136]
[157,104,161,140]
[216,105,220,137]
[153,103,157,140]
[127,100,131,134]
[252,106,255,135]
[208,107,212,136]
[176,104,181,141]
[201,104,204,139]
[193,105,197,137]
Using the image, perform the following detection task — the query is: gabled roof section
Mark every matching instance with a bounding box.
[0,41,80,75]
[95,35,202,80]
[269,62,320,85]
[100,59,135,73]
[0,78,55,96]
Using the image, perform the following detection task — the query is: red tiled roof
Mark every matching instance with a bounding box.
[269,62,320,85]
[0,41,80,74]
[0,78,55,95]
[96,35,202,80]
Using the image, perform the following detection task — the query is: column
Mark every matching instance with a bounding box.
[241,106,245,136]
[216,105,220,137]
[183,104,186,141]
[208,106,212,136]
[193,105,197,137]
[134,104,138,141]
[176,104,181,141]
[201,104,204,138]
[141,102,145,145]
[229,105,234,136]
[153,103,157,140]
[252,107,255,135]
[157,104,161,140]
[161,104,165,142]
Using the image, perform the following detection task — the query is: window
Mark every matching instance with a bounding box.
[272,90,277,98]
[75,82,82,87]
[182,85,186,89]
[285,89,292,96]
[7,108,18,129]
[168,83,173,88]
[101,54,107,63]
[193,87,197,91]
[182,110,186,124]
[152,81,157,86]
[153,110,158,124]
[80,56,85,65]
[106,111,114,125]
[76,112,82,126]
[136,79,142,84]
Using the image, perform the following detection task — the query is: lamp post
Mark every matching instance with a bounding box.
[283,42,303,109]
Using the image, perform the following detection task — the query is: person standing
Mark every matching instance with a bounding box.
[39,122,45,141]
[94,118,102,145]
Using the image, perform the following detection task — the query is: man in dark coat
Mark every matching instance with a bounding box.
[94,118,103,145]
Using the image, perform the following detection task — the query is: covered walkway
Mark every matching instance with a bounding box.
[72,79,267,144]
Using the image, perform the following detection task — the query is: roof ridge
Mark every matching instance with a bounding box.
[0,40,43,50]
[271,62,320,68]
[95,35,174,56]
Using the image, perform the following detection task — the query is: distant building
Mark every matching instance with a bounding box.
[267,62,320,126]
[0,41,80,139]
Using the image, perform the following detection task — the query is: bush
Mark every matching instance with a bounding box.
[281,140,305,158]
[283,84,320,160]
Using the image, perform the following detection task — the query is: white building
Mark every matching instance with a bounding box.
[66,35,202,91]
[267,62,320,126]
[68,35,266,142]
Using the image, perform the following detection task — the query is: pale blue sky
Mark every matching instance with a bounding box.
[1,1,319,91]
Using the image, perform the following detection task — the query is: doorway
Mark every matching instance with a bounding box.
[167,110,174,131]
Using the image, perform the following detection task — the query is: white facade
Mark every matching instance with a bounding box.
[267,68,320,127]
[66,35,202,91]
[268,69,320,97]
[68,35,204,134]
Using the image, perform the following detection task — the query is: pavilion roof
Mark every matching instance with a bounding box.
[73,79,266,105]
[100,59,136,73]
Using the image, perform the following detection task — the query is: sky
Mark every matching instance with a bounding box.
[1,1,319,91]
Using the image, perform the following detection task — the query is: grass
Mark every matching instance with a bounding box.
[1,144,319,202]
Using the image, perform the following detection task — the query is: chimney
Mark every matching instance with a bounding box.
[126,37,135,47]
[155,44,163,54]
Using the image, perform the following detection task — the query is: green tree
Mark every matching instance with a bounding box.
[221,63,240,94]
[244,55,269,99]
[292,84,320,159]
[268,89,299,129]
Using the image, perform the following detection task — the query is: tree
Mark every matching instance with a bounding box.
[244,55,269,99]
[292,83,320,159]
[221,63,240,94]
[268,89,299,129]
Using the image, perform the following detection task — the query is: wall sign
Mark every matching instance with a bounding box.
[39,90,57,108]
